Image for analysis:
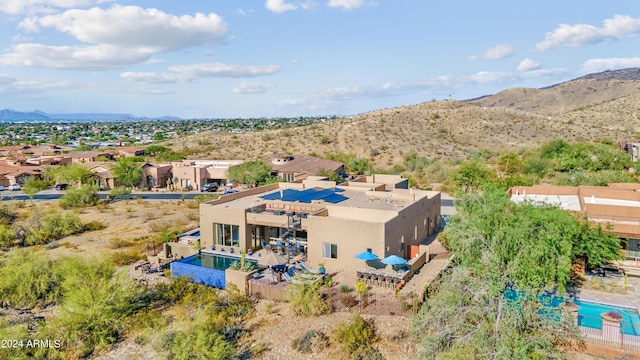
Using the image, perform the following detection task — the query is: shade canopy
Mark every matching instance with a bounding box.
[355,251,379,261]
[259,252,287,266]
[381,255,406,265]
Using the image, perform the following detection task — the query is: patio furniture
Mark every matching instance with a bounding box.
[299,262,320,274]
[261,240,271,252]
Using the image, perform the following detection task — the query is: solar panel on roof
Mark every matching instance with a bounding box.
[322,194,348,203]
[260,188,349,203]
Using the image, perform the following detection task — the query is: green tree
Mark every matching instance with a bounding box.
[46,163,95,187]
[346,157,371,175]
[22,176,49,204]
[145,145,169,156]
[227,160,272,188]
[112,157,143,189]
[442,184,621,294]
[449,159,496,193]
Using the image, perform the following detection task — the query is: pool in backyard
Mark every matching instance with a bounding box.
[505,290,640,335]
[170,252,258,289]
[575,300,640,336]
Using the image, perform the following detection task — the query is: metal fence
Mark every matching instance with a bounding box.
[578,314,640,352]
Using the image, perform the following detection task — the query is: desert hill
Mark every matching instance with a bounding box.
[168,68,640,166]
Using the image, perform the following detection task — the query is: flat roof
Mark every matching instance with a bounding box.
[510,194,582,211]
[583,196,640,208]
[214,186,437,214]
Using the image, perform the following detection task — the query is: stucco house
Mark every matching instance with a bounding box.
[192,174,441,273]
[171,160,243,190]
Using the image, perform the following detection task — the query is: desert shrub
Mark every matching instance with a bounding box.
[22,210,86,246]
[292,329,330,354]
[323,276,333,287]
[84,220,105,231]
[0,224,16,248]
[335,314,379,358]
[0,205,16,225]
[59,184,100,208]
[111,250,145,266]
[39,257,146,358]
[0,250,61,309]
[341,294,357,308]
[340,284,352,293]
[108,186,131,201]
[152,283,252,360]
[284,281,331,316]
[109,237,134,249]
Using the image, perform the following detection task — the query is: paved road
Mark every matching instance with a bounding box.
[0,189,202,202]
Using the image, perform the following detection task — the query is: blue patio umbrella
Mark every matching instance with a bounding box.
[355,251,379,261]
[381,255,406,265]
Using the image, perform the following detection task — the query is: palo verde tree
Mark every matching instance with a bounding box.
[21,176,49,203]
[112,157,143,189]
[44,164,95,187]
[449,159,497,193]
[440,184,622,295]
[227,160,273,188]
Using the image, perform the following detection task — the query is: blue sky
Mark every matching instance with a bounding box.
[0,0,639,118]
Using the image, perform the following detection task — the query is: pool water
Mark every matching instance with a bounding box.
[179,253,256,271]
[505,290,640,335]
[575,300,640,336]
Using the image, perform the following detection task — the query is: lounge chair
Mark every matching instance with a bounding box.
[298,262,320,274]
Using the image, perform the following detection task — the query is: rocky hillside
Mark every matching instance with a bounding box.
[169,68,640,166]
[469,68,640,115]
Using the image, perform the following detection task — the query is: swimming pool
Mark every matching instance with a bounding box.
[575,300,640,336]
[505,290,640,335]
[170,253,258,288]
[180,253,257,271]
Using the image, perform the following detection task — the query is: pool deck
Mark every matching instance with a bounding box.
[575,276,640,313]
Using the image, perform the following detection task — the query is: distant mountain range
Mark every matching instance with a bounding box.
[0,109,180,122]
[168,67,640,163]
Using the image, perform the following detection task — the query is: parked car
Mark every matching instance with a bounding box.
[8,183,20,191]
[55,183,69,190]
[0,185,4,191]
[201,183,218,192]
[223,189,239,195]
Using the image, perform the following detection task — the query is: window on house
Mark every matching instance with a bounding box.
[216,223,240,247]
[322,242,338,259]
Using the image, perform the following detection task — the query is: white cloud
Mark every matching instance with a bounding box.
[122,62,283,84]
[469,44,514,60]
[21,5,227,52]
[0,0,112,15]
[5,6,228,70]
[517,58,542,72]
[232,81,276,94]
[535,15,640,52]
[328,0,365,9]
[168,63,283,78]
[120,72,191,84]
[581,57,640,74]
[265,0,298,13]
[0,43,151,70]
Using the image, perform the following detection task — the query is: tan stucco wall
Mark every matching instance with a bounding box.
[305,216,386,273]
[199,205,247,251]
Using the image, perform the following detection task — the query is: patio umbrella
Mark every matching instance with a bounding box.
[354,251,379,261]
[259,252,287,267]
[381,255,406,265]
